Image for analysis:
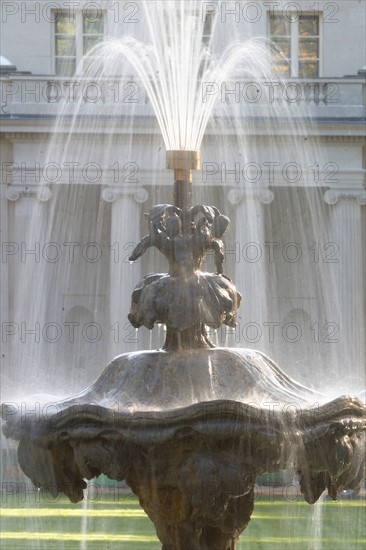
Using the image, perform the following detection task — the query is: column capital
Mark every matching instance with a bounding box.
[324,189,366,206]
[101,186,148,204]
[228,187,274,205]
[5,185,52,202]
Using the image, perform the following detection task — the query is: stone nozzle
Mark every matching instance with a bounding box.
[166,150,201,183]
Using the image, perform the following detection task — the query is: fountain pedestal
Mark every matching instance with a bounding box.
[3,348,365,549]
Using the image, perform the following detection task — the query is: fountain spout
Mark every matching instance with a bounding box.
[166,149,200,210]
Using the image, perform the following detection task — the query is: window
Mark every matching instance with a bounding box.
[202,9,216,50]
[270,13,320,78]
[55,11,105,76]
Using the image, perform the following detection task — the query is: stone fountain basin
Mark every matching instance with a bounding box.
[2,347,365,509]
[61,347,324,410]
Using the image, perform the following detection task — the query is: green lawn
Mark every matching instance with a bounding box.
[1,493,365,549]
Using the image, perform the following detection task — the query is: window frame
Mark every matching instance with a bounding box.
[202,8,217,49]
[53,9,106,77]
[268,11,323,79]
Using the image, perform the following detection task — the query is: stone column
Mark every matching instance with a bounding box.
[4,184,53,392]
[1,184,10,396]
[324,188,366,387]
[228,188,274,353]
[102,186,148,358]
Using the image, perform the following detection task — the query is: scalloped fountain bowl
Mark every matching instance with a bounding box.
[3,345,365,550]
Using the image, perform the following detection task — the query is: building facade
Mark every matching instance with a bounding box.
[1,1,365,398]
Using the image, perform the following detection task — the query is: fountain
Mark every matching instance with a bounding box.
[2,2,365,549]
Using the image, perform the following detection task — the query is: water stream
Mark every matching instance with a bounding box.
[2,1,364,549]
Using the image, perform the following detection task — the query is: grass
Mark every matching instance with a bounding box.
[1,492,365,549]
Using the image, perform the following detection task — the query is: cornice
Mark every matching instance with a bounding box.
[4,132,50,140]
[318,135,366,143]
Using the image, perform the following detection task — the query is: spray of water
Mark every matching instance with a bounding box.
[2,3,364,549]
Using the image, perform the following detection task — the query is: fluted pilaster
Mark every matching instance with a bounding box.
[228,188,274,351]
[102,186,148,356]
[324,188,365,385]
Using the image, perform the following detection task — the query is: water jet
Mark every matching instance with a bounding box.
[3,141,365,547]
[2,2,365,549]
